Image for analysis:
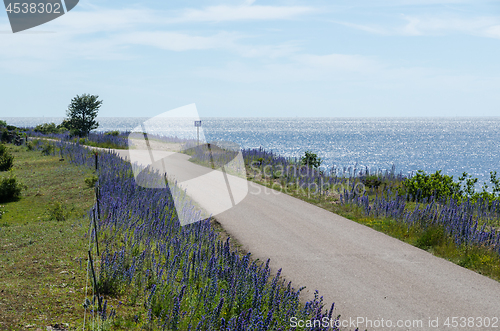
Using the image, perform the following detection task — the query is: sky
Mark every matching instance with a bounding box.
[0,0,499,118]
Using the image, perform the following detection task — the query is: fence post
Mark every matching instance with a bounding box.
[95,186,101,221]
[93,207,100,256]
[88,250,102,312]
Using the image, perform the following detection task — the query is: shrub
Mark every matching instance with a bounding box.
[105,130,120,137]
[0,144,14,171]
[403,170,460,201]
[34,122,68,134]
[34,122,59,134]
[300,150,322,169]
[41,144,54,156]
[46,201,66,221]
[1,129,8,143]
[362,175,383,189]
[0,120,6,128]
[85,175,98,188]
[0,172,24,202]
[26,141,35,151]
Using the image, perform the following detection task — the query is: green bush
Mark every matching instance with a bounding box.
[362,175,383,189]
[84,175,98,188]
[403,170,460,201]
[1,129,8,143]
[46,201,66,221]
[0,120,6,128]
[41,144,54,156]
[0,144,14,171]
[300,150,322,169]
[34,122,59,134]
[105,130,120,136]
[404,170,500,204]
[0,172,24,202]
[26,141,35,151]
[34,122,68,134]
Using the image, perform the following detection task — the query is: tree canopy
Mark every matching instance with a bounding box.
[66,94,102,137]
[300,150,322,169]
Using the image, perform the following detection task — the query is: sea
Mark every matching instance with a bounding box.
[3,117,500,185]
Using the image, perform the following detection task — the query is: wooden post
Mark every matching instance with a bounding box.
[95,186,101,221]
[88,250,102,312]
[93,208,100,257]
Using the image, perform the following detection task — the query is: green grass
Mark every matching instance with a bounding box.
[248,173,500,282]
[0,144,95,330]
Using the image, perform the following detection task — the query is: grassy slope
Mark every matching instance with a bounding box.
[0,145,95,330]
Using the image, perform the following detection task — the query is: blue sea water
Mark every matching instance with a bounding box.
[3,117,500,185]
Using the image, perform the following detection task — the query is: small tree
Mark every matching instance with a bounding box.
[0,144,14,171]
[66,94,102,137]
[300,150,322,169]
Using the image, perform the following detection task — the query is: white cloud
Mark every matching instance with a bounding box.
[47,7,158,34]
[119,31,239,51]
[333,21,389,35]
[0,2,313,70]
[196,53,385,84]
[484,25,500,38]
[336,15,500,38]
[397,15,500,36]
[294,54,381,73]
[174,4,315,23]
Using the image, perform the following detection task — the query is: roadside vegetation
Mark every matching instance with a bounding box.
[28,131,130,150]
[1,133,338,330]
[152,136,500,282]
[241,148,500,281]
[11,126,499,329]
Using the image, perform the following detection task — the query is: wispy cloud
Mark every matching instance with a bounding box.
[335,15,500,38]
[197,53,385,84]
[0,1,314,69]
[48,7,159,34]
[118,31,240,51]
[484,25,500,38]
[294,54,381,74]
[173,4,316,23]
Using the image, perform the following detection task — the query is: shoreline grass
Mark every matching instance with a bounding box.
[0,144,95,330]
